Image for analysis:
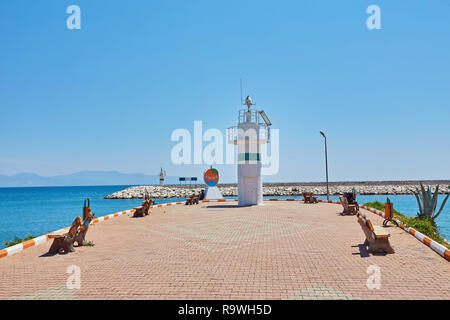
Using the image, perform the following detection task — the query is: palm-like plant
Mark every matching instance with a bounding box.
[411,183,449,221]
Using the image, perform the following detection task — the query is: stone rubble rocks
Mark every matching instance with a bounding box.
[104,183,450,199]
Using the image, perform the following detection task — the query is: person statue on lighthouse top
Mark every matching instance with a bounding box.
[245,95,254,109]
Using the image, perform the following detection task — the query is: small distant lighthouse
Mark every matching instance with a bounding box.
[227,95,271,206]
[159,167,166,186]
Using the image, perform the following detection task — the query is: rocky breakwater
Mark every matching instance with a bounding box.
[104,182,450,199]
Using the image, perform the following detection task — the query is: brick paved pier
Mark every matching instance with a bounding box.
[0,201,448,300]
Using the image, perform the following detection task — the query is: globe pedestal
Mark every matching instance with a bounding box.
[203,186,224,200]
[203,167,223,200]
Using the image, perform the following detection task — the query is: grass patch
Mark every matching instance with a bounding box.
[2,234,36,248]
[84,241,95,247]
[364,201,449,248]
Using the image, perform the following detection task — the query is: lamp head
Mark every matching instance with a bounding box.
[320,131,326,138]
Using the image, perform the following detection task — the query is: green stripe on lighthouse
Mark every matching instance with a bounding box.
[238,153,261,161]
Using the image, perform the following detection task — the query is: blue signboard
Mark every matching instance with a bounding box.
[179,177,198,185]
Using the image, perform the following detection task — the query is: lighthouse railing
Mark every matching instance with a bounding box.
[227,125,270,144]
[238,109,259,124]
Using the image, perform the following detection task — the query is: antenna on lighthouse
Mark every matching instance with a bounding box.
[240,79,255,111]
[240,79,243,105]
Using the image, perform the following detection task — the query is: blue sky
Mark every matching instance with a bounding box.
[1,0,449,183]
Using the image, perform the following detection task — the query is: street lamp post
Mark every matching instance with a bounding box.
[320,131,329,201]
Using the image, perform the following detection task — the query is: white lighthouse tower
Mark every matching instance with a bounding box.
[159,167,166,186]
[227,95,271,206]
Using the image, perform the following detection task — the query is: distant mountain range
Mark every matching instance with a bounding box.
[0,171,181,187]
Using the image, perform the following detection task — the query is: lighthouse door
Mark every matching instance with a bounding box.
[243,177,257,205]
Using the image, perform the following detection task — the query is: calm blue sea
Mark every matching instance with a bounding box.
[0,186,448,248]
[0,185,184,249]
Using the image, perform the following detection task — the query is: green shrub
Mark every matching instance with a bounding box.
[2,234,35,248]
[401,216,445,242]
[363,201,449,248]
[84,241,95,247]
